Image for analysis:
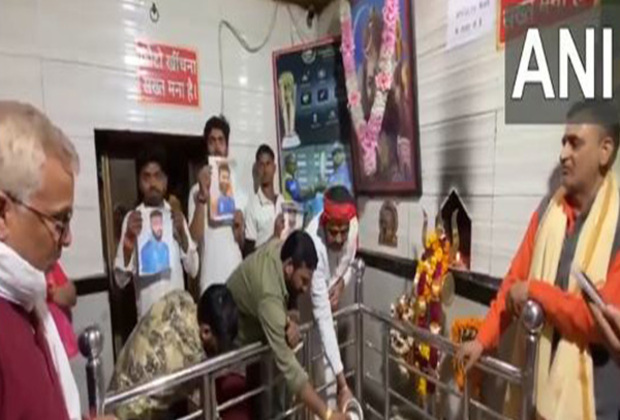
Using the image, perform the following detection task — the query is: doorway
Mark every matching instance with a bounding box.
[95,129,204,356]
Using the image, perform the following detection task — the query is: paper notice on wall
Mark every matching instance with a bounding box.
[447,0,495,50]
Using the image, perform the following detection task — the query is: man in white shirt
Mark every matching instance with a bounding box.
[305,185,359,411]
[189,116,247,294]
[244,144,284,255]
[115,148,199,318]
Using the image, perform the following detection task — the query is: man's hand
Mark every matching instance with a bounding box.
[196,165,211,203]
[172,210,189,251]
[456,339,484,372]
[588,302,620,365]
[125,211,142,242]
[273,214,285,239]
[337,384,353,412]
[506,281,529,318]
[233,210,244,247]
[285,316,301,349]
[329,278,345,312]
[330,413,348,420]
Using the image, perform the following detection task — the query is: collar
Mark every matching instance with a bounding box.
[0,242,47,312]
[561,196,593,235]
[257,187,279,206]
[138,200,171,211]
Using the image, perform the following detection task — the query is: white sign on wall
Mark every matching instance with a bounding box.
[447,0,496,50]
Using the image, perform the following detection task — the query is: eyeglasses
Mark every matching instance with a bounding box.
[6,193,72,242]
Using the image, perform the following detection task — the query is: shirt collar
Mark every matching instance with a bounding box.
[561,196,593,235]
[257,187,278,206]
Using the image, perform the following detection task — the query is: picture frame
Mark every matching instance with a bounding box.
[348,0,422,195]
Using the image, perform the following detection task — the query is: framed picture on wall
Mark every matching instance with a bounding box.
[347,0,421,195]
[273,37,355,222]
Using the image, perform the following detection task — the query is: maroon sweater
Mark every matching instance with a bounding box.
[0,297,70,420]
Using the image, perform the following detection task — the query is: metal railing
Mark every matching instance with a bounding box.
[80,259,545,420]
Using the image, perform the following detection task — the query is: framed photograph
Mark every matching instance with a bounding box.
[209,157,236,223]
[137,207,172,277]
[280,202,305,240]
[348,0,421,195]
[273,37,355,222]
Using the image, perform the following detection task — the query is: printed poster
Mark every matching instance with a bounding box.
[447,0,495,50]
[136,41,200,107]
[209,157,236,223]
[273,38,355,222]
[280,202,305,240]
[137,207,173,277]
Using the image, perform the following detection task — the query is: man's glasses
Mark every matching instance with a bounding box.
[6,193,72,242]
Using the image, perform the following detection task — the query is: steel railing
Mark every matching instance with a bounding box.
[79,258,545,420]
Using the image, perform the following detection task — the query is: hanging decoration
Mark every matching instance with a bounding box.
[339,0,399,177]
[390,210,458,399]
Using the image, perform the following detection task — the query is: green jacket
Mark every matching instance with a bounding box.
[226,240,308,394]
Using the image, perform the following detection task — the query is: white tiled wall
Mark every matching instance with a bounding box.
[318,0,566,278]
[0,0,319,410]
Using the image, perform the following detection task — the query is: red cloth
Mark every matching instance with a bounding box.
[320,196,357,226]
[216,372,251,420]
[0,297,70,420]
[45,263,78,359]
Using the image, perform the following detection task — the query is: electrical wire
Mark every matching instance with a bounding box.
[286,4,309,44]
[217,3,279,113]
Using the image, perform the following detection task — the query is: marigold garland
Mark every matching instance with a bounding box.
[451,318,483,397]
[390,218,455,398]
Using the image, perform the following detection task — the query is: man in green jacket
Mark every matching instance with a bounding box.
[227,231,347,420]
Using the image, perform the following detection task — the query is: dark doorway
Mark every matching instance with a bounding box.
[95,130,204,356]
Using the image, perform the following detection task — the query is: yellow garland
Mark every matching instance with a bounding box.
[451,318,483,396]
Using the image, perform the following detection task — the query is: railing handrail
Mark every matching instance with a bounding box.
[103,302,361,410]
[360,304,524,384]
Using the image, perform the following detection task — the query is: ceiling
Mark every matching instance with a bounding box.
[274,0,334,14]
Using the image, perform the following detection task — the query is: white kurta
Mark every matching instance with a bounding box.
[244,188,284,248]
[188,182,248,293]
[114,202,199,317]
[306,214,359,379]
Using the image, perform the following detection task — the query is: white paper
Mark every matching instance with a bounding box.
[137,207,173,277]
[209,157,236,223]
[447,0,495,50]
[280,201,304,240]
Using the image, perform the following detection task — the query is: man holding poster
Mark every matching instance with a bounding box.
[115,148,199,318]
[189,116,247,294]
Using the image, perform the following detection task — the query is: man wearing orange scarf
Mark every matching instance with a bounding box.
[306,186,358,411]
[458,101,620,420]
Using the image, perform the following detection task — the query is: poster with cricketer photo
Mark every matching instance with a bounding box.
[273,37,355,222]
[280,201,305,240]
[137,207,173,277]
[209,157,236,223]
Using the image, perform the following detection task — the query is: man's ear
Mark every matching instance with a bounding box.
[0,192,10,241]
[601,135,616,169]
[283,259,294,278]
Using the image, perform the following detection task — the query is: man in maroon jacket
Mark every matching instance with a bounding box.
[0,101,114,420]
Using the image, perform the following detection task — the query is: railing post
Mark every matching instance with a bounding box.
[354,258,365,404]
[201,375,216,420]
[382,323,390,419]
[78,325,105,417]
[304,330,312,420]
[520,299,545,420]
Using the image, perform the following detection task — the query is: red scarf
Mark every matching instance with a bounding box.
[320,197,357,226]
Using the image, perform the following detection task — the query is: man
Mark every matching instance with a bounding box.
[226,232,348,420]
[115,147,199,318]
[139,210,171,275]
[189,116,246,294]
[244,144,285,255]
[217,163,236,216]
[283,153,315,203]
[306,186,359,411]
[458,101,620,420]
[198,285,251,420]
[327,144,352,193]
[0,101,113,419]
